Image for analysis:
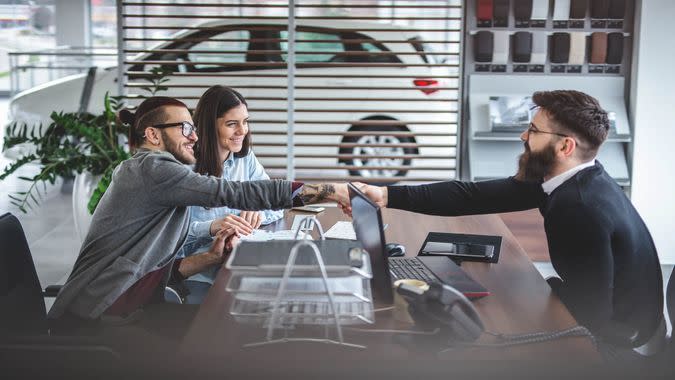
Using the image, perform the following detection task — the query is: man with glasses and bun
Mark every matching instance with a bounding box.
[48,97,351,354]
[352,90,663,361]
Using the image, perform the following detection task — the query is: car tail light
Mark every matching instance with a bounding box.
[413,79,440,95]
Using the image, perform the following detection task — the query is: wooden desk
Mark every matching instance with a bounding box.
[178,207,598,375]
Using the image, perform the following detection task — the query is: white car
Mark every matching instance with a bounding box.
[8,19,457,181]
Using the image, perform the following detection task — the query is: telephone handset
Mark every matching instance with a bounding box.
[397,281,484,343]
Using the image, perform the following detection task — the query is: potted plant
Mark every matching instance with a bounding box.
[1,68,171,240]
[1,93,130,236]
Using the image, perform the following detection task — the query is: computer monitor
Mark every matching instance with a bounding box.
[348,183,394,303]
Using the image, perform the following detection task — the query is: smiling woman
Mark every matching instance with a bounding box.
[176,85,284,304]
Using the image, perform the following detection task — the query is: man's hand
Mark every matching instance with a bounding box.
[210,214,253,236]
[178,226,243,278]
[207,226,242,265]
[356,183,388,208]
[337,182,388,216]
[298,183,349,210]
[239,211,263,229]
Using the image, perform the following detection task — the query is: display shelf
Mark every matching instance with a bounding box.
[462,1,635,187]
[466,0,634,76]
[465,75,633,185]
[468,139,630,186]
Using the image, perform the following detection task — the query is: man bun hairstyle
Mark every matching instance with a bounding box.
[117,109,135,126]
[117,96,188,149]
[532,90,610,160]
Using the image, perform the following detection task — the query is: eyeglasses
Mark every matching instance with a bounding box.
[525,122,569,138]
[152,121,196,138]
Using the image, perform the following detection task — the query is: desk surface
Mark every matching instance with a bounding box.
[179,207,598,373]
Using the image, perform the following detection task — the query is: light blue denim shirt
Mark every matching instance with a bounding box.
[177,151,284,283]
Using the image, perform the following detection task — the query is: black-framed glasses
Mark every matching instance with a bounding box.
[152,121,196,138]
[525,122,569,138]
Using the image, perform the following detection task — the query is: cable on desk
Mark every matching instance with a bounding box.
[441,326,597,351]
[373,306,395,313]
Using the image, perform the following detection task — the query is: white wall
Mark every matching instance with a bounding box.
[630,0,675,264]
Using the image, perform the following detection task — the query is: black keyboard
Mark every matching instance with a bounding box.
[388,257,436,284]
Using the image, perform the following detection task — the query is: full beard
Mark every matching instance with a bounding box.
[162,131,195,165]
[516,142,557,182]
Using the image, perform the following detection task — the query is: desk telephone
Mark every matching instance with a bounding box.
[397,282,484,343]
[397,282,596,349]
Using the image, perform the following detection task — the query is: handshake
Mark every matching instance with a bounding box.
[208,182,389,251]
[303,182,389,216]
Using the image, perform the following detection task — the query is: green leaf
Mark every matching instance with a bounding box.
[2,89,131,212]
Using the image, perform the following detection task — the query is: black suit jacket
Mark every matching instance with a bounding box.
[388,162,663,346]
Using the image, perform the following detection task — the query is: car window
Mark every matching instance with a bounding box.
[187,30,250,70]
[409,37,435,64]
[360,41,399,63]
[279,31,344,63]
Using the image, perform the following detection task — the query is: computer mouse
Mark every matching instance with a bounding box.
[385,243,406,257]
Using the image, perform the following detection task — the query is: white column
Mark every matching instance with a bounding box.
[629,0,675,263]
[286,0,296,181]
[54,0,91,47]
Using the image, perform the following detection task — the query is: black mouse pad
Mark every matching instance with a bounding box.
[417,232,502,264]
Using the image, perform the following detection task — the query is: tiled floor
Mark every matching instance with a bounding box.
[0,96,672,331]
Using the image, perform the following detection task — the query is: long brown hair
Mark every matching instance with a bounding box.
[118,96,188,150]
[193,86,251,178]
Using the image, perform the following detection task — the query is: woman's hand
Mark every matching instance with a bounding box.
[239,210,264,229]
[210,214,253,236]
[207,226,242,264]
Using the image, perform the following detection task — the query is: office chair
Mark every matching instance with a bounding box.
[0,212,120,371]
[164,286,184,304]
[644,266,675,371]
[667,267,675,351]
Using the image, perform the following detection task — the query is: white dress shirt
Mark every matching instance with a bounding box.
[541,159,596,195]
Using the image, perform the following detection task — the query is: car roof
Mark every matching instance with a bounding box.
[155,18,419,42]
[129,19,422,62]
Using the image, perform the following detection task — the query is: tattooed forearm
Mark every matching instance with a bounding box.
[299,183,336,204]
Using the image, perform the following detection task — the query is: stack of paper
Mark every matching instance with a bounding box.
[241,229,311,242]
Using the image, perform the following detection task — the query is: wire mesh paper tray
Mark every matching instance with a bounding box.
[227,251,374,326]
[227,218,373,349]
[230,297,374,326]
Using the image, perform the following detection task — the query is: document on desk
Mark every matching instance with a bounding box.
[325,221,388,240]
[324,221,356,240]
[240,229,311,242]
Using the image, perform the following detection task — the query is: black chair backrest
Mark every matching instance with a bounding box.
[0,213,48,335]
[668,266,675,337]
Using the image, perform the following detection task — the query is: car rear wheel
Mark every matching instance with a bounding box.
[339,124,417,181]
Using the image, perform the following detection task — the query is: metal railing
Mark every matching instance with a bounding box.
[8,46,117,95]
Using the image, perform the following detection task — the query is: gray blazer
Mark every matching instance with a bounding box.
[48,149,292,320]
